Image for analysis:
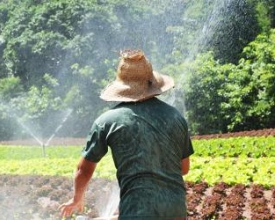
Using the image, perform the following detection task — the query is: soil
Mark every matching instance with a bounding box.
[0,175,274,220]
[191,128,275,140]
[1,128,275,220]
[0,174,117,220]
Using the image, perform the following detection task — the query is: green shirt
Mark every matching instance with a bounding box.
[83,97,194,219]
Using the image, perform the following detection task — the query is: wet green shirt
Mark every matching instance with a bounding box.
[82,97,194,220]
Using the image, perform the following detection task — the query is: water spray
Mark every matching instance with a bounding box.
[15,118,44,146]
[8,108,73,156]
[44,108,73,147]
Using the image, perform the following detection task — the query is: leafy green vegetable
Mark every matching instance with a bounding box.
[192,136,275,158]
[1,135,275,187]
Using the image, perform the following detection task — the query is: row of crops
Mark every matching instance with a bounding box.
[186,181,275,219]
[0,135,274,219]
[1,136,274,186]
[189,136,275,219]
[188,136,275,186]
[193,136,275,157]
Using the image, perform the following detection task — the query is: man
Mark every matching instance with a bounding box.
[59,49,194,220]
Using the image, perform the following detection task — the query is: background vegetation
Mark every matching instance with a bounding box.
[0,0,274,139]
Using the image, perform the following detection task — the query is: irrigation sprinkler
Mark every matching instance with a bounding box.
[9,108,73,157]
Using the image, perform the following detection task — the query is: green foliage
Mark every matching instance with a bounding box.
[186,136,275,186]
[0,0,274,137]
[223,29,275,131]
[181,29,275,134]
[1,154,274,185]
[255,1,272,32]
[184,156,275,187]
[1,135,275,186]
[2,0,108,83]
[0,0,114,136]
[0,145,116,179]
[249,0,275,30]
[192,136,275,158]
[165,0,211,61]
[12,74,62,114]
[0,77,23,100]
[0,0,186,137]
[181,52,234,134]
[0,77,24,139]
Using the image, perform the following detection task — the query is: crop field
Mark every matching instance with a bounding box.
[0,129,274,219]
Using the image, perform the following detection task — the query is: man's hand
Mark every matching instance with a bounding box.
[58,198,84,218]
[58,158,97,218]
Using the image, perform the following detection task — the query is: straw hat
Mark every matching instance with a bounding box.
[100,49,174,102]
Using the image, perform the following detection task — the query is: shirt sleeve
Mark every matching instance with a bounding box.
[82,122,108,163]
[182,137,194,159]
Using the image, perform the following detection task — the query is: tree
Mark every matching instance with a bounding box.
[180,52,234,134]
[172,30,275,134]
[0,0,120,136]
[250,0,275,30]
[223,29,275,131]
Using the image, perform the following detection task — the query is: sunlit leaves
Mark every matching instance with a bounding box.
[225,29,275,130]
[184,157,275,186]
[0,77,23,100]
[192,136,275,158]
[182,52,234,134]
[1,138,275,186]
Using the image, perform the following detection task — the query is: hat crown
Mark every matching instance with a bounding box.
[117,50,153,83]
[100,49,174,102]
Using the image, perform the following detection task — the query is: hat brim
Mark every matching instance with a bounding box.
[100,71,174,102]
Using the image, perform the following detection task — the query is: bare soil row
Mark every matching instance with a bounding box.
[1,174,274,220]
[192,128,275,140]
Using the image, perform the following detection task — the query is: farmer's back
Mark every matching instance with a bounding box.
[85,97,192,219]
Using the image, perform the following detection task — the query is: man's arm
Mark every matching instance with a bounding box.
[59,158,97,218]
[181,157,190,175]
